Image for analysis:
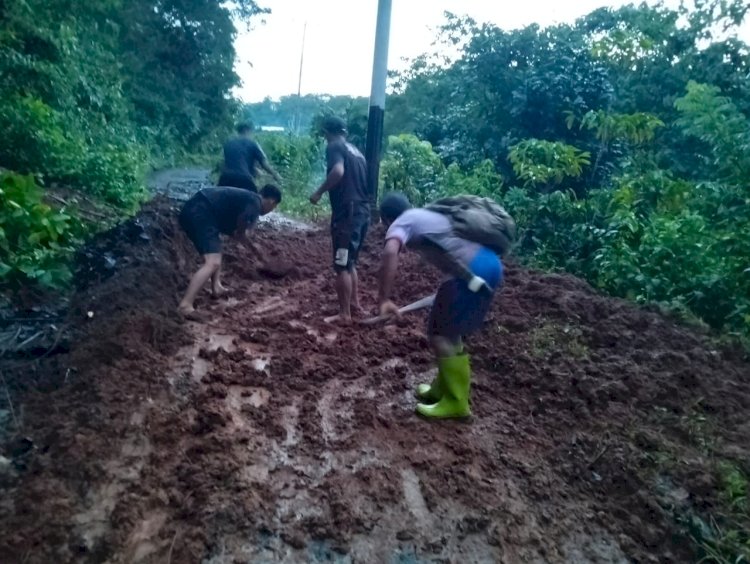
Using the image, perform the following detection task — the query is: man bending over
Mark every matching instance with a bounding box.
[178,184,281,317]
[376,192,504,419]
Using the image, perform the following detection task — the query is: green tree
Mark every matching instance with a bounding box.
[0,0,269,287]
[380,135,445,205]
[118,0,268,151]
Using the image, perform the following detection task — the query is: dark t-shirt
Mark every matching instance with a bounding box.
[199,187,261,235]
[325,139,368,219]
[222,137,266,178]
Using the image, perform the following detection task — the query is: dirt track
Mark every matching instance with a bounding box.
[1,183,749,563]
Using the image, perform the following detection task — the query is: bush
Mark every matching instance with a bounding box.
[255,132,328,220]
[381,134,444,205]
[437,160,503,200]
[378,119,749,339]
[0,96,86,181]
[0,95,149,212]
[380,134,505,205]
[508,139,590,189]
[0,172,84,288]
[501,171,750,338]
[77,142,149,211]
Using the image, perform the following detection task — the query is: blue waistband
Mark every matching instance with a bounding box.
[469,247,503,289]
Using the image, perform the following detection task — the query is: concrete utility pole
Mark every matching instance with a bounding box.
[291,21,307,134]
[297,21,307,97]
[364,0,392,220]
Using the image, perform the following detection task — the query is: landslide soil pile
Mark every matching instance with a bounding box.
[0,197,748,563]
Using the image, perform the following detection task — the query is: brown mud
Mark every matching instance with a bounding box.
[0,195,748,563]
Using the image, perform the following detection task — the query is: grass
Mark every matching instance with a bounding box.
[528,321,589,360]
[279,190,330,222]
[621,396,749,564]
[640,408,750,563]
[677,462,748,564]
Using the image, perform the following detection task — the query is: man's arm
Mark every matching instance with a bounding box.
[233,217,263,259]
[259,157,282,183]
[232,222,251,243]
[377,238,402,316]
[249,143,282,183]
[233,205,259,242]
[310,162,344,204]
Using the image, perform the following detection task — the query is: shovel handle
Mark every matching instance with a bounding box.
[360,294,436,326]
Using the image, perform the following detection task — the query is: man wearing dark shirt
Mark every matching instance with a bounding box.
[178,184,282,317]
[310,116,369,323]
[219,122,282,191]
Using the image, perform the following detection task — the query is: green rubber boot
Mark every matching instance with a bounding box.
[415,371,444,403]
[416,354,471,419]
[415,344,464,403]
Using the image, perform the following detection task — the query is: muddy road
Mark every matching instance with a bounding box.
[0,172,748,563]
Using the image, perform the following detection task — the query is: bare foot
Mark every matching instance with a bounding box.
[324,313,353,326]
[350,304,365,318]
[211,284,229,299]
[177,306,211,322]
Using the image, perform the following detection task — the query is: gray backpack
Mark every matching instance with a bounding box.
[425,195,517,257]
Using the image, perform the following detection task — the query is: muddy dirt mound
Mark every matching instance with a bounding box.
[0,197,748,563]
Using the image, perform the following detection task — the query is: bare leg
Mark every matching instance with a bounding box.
[211,263,227,297]
[325,270,352,324]
[179,253,222,313]
[336,270,353,319]
[350,266,363,316]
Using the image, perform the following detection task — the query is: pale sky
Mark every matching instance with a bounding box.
[234,0,750,102]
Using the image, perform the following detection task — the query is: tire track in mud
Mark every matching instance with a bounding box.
[72,409,153,556]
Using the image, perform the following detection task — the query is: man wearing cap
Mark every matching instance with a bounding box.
[310,116,370,323]
[219,121,282,192]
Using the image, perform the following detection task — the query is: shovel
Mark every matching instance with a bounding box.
[361,294,436,326]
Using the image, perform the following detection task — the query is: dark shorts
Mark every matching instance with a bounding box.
[179,194,222,255]
[218,172,257,192]
[428,247,503,339]
[331,202,370,272]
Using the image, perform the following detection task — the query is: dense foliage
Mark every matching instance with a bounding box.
[0,0,266,287]
[377,1,750,346]
[374,7,750,556]
[0,171,83,288]
[254,132,328,220]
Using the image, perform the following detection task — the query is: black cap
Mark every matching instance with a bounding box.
[321,116,347,135]
[379,192,411,223]
[236,121,254,134]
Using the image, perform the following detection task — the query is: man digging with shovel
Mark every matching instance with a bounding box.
[375,192,510,419]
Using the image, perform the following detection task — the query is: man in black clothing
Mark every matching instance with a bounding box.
[178,184,282,317]
[309,116,369,323]
[218,122,282,191]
